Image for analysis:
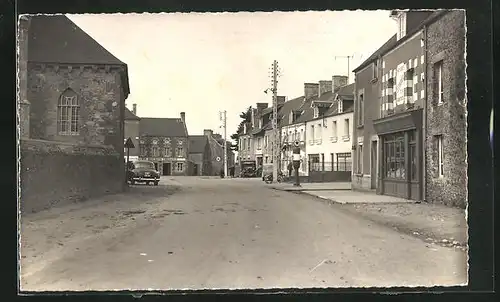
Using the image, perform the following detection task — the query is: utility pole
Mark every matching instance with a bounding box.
[270,60,279,182]
[334,55,354,83]
[219,110,228,178]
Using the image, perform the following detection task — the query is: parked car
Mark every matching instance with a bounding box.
[240,167,256,178]
[129,160,160,186]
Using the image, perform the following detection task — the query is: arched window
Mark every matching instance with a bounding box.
[57,89,80,135]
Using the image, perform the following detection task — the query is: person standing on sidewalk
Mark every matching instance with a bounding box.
[287,162,293,178]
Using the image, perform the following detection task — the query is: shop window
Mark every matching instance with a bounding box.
[409,130,417,181]
[336,152,352,172]
[384,133,405,179]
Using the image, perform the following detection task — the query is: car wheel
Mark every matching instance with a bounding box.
[146,181,150,185]
[154,181,159,186]
[131,180,135,185]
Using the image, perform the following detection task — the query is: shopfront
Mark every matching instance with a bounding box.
[373,109,423,200]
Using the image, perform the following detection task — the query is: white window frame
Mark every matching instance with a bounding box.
[437,135,444,177]
[344,119,350,137]
[313,107,319,118]
[57,91,80,136]
[332,121,337,138]
[176,162,184,172]
[436,61,444,105]
[176,146,184,158]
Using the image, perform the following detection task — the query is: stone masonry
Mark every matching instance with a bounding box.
[27,64,126,154]
[425,10,467,208]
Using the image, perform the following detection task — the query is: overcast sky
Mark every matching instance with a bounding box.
[68,11,396,140]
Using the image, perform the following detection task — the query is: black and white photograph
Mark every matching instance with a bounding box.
[17,9,469,291]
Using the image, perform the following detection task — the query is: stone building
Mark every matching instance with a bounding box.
[18,15,130,213]
[138,112,192,176]
[206,130,235,175]
[188,135,212,176]
[424,10,467,208]
[351,10,466,207]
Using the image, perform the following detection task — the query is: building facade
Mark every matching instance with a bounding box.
[424,10,467,208]
[138,112,192,176]
[352,9,466,207]
[188,135,212,176]
[18,15,130,213]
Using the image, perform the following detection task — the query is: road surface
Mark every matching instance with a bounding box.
[20,177,467,291]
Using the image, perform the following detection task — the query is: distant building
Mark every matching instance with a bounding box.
[137,112,192,176]
[205,129,235,175]
[188,135,212,176]
[124,104,140,161]
[18,15,130,213]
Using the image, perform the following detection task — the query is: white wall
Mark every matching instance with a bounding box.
[305,112,354,169]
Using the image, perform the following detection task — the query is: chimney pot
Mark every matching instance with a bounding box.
[132,104,137,115]
[318,80,333,97]
[332,75,348,92]
[304,83,320,100]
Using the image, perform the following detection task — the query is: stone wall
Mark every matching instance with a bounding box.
[19,139,125,214]
[425,10,467,208]
[27,63,125,155]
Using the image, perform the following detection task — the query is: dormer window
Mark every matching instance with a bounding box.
[313,107,319,118]
[396,12,407,40]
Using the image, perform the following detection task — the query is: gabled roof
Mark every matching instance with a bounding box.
[125,107,140,120]
[189,135,209,154]
[27,15,130,97]
[337,83,355,100]
[139,118,188,137]
[279,96,306,127]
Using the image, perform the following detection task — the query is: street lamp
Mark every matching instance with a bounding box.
[292,141,301,187]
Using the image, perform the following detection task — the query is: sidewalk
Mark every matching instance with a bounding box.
[274,187,468,250]
[269,182,352,191]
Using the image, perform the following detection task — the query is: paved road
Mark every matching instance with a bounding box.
[20,177,467,291]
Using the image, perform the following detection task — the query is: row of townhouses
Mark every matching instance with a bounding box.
[124,105,235,177]
[237,9,466,208]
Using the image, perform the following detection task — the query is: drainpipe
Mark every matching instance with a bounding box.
[422,25,428,202]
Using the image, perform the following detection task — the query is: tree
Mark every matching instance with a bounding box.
[230,106,252,151]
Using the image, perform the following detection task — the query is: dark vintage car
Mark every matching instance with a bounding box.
[128,160,160,186]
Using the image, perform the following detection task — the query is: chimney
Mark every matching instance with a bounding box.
[256,102,268,112]
[277,96,286,105]
[332,75,348,92]
[304,83,319,100]
[203,129,213,137]
[132,104,137,115]
[318,80,333,97]
[180,112,185,123]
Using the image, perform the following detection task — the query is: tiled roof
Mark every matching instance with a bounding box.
[337,83,355,99]
[139,118,188,137]
[278,96,306,127]
[189,135,208,154]
[125,107,140,120]
[27,15,130,97]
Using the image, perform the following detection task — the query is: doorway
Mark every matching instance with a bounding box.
[193,164,198,176]
[371,140,378,189]
[162,163,171,176]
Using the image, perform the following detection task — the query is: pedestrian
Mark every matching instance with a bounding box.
[287,161,293,178]
[230,166,235,178]
[220,167,224,178]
